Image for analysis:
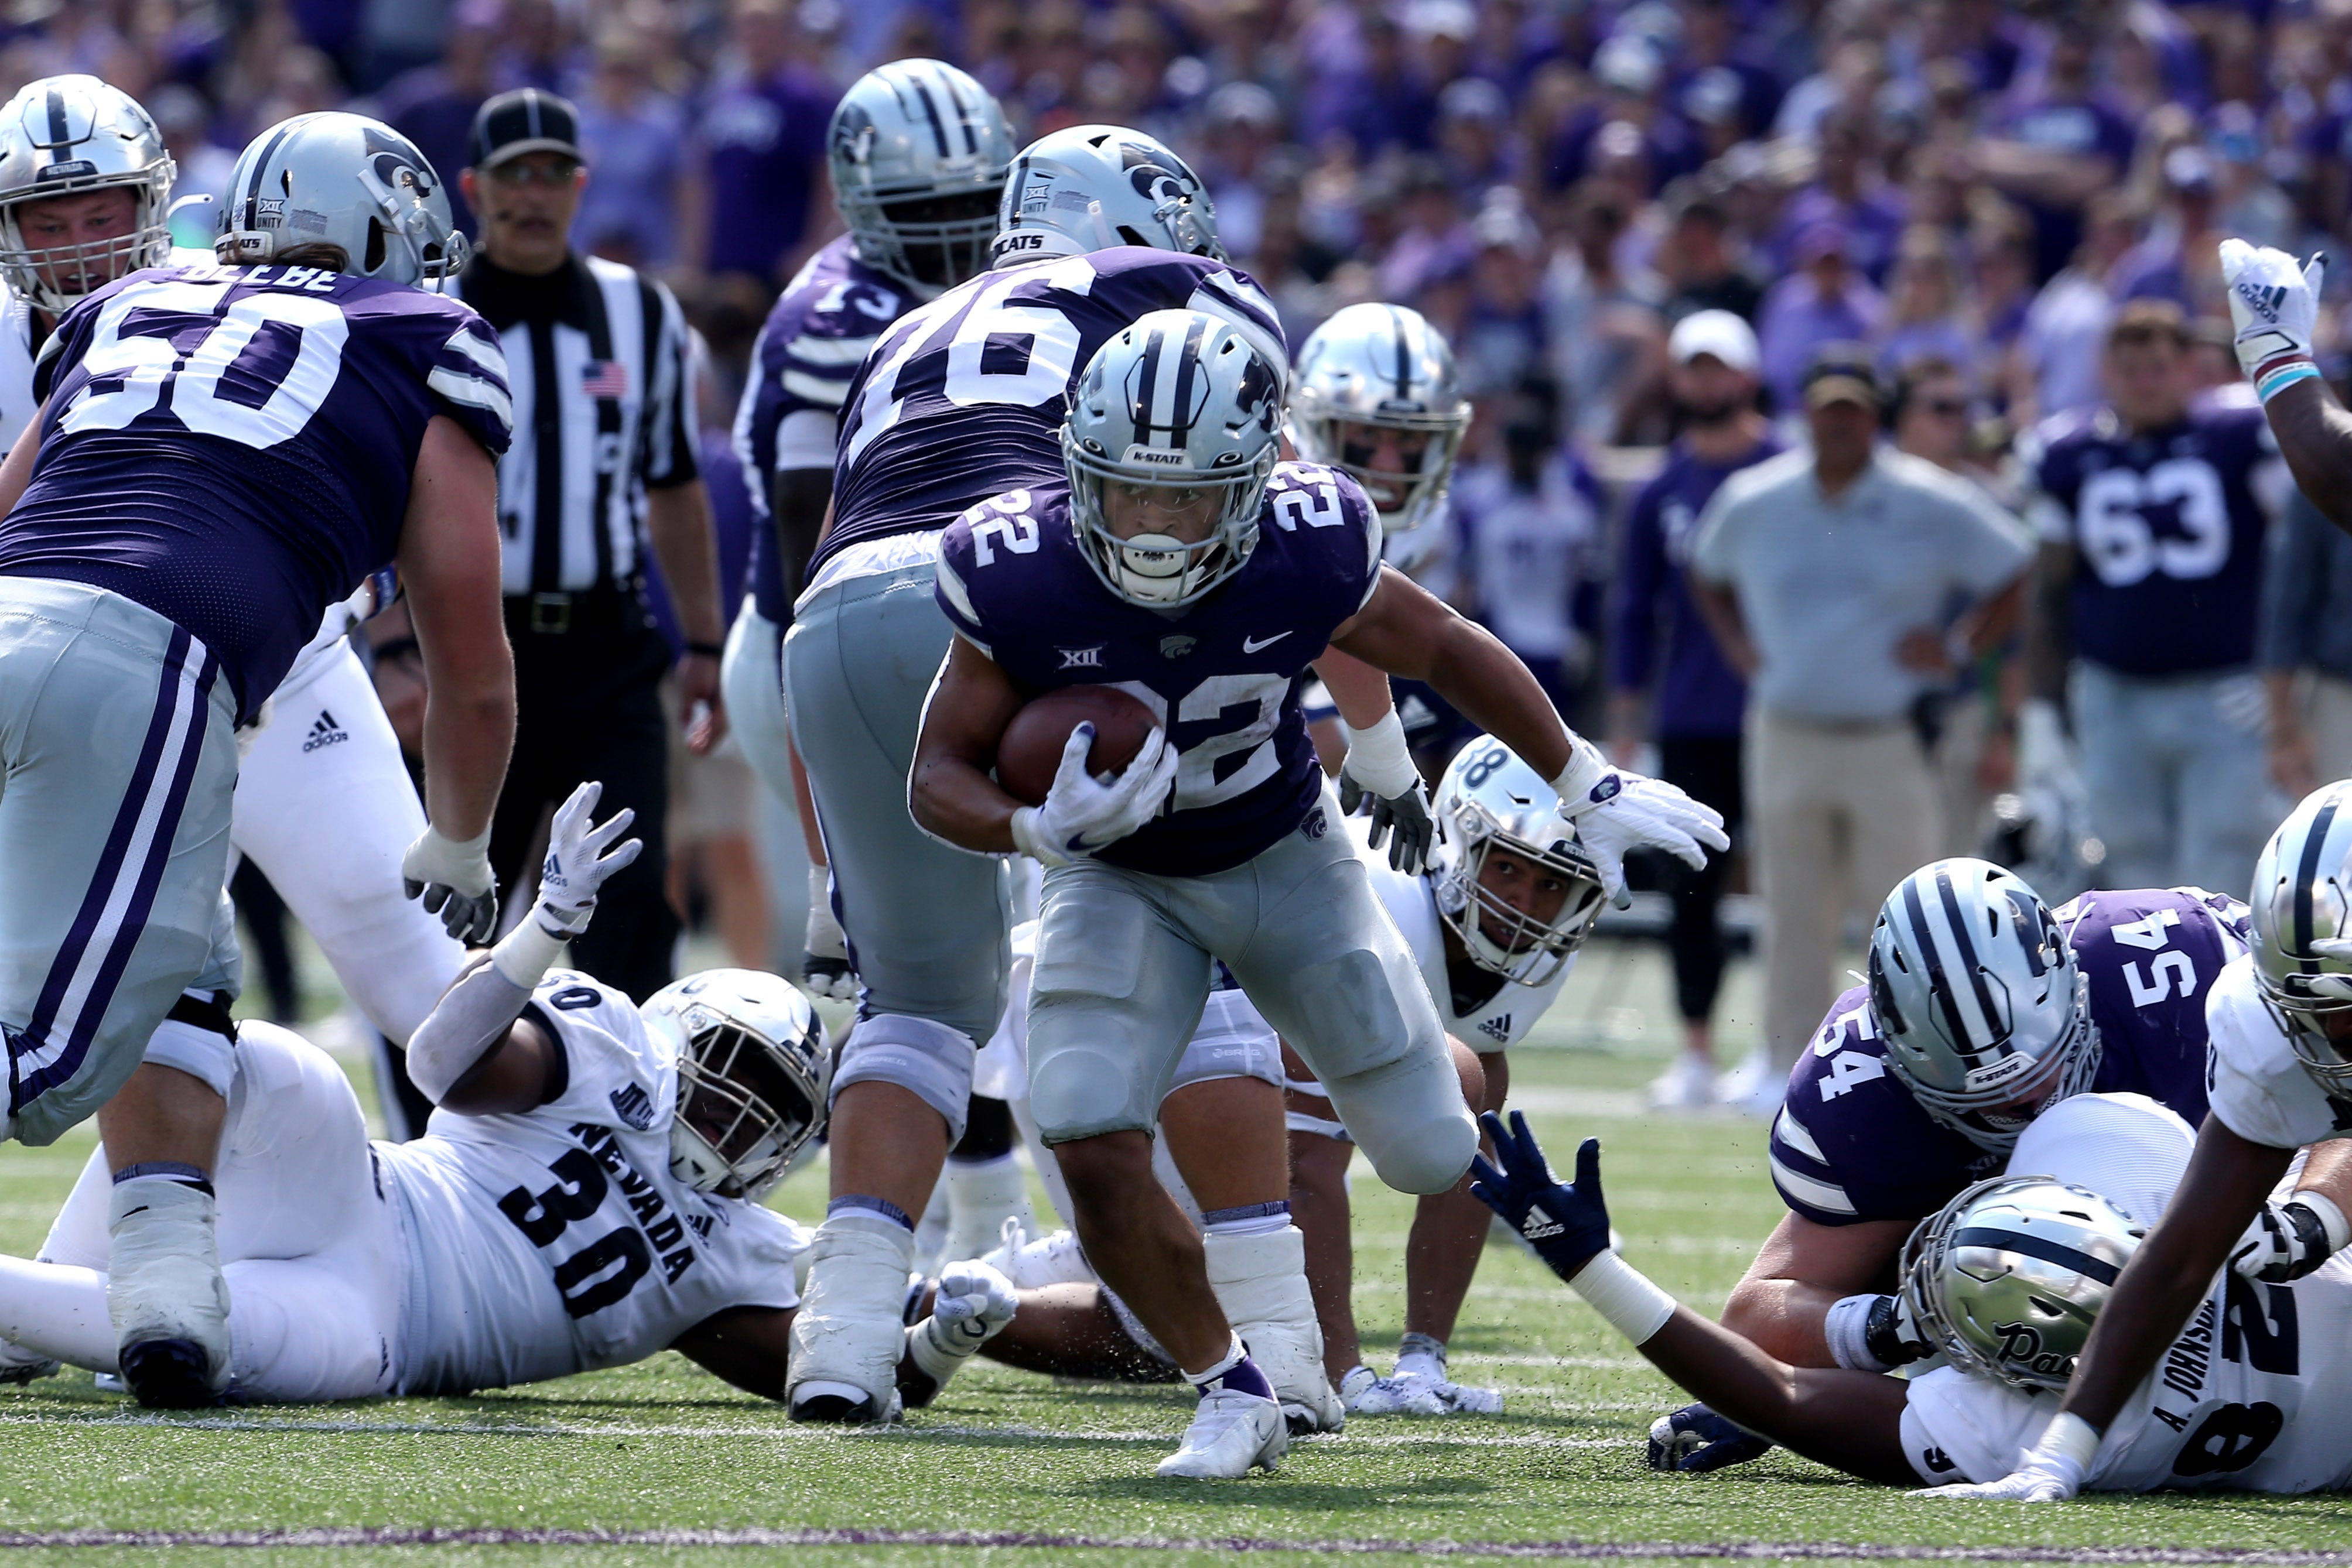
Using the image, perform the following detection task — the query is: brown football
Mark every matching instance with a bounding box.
[996,684,1158,806]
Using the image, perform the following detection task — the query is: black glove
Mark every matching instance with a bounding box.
[1865,1292,1931,1368]
[1467,1110,1612,1282]
[1647,1403,1775,1473]
[1365,780,1435,874]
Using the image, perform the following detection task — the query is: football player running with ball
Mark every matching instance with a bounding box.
[911,309,1725,1477]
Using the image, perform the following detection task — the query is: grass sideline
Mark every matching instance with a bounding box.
[0,949,2346,1565]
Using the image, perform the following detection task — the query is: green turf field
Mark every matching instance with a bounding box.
[0,940,2344,1564]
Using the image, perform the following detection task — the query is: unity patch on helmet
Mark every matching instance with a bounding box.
[254,197,286,227]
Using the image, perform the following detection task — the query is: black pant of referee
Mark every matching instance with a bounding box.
[452,87,730,1002]
[497,588,681,1001]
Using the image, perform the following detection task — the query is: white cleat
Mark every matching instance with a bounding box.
[1205,1225,1341,1434]
[1645,1051,1718,1111]
[1339,1364,1447,1416]
[1392,1357,1503,1416]
[1238,1320,1342,1434]
[1156,1387,1288,1479]
[787,1214,917,1423]
[0,1337,57,1386]
[107,1179,230,1408]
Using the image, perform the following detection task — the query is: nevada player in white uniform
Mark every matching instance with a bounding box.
[0,785,1016,1404]
[1924,780,2352,1502]
[0,80,466,1074]
[1290,738,1605,1416]
[1474,1090,2352,1496]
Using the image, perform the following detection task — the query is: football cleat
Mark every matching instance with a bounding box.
[106,1179,230,1409]
[1390,1351,1503,1416]
[0,1338,57,1386]
[978,1219,1096,1290]
[1156,1386,1288,1479]
[1339,1364,1447,1416]
[787,1214,917,1423]
[1204,1227,1341,1434]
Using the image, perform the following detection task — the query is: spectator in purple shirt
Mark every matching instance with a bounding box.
[380,6,501,237]
[1875,225,1977,386]
[574,26,689,266]
[695,0,838,287]
[2111,145,2224,316]
[1972,18,2137,280]
[1336,10,1438,157]
[1771,108,1908,283]
[1610,310,1779,1112]
[1756,220,1884,414]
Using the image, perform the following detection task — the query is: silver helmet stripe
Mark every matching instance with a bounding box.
[1949,1225,2121,1284]
[1899,873,1991,1051]
[2296,795,2340,978]
[1387,304,1412,400]
[1934,864,2008,1050]
[907,73,952,159]
[42,85,65,150]
[239,116,302,234]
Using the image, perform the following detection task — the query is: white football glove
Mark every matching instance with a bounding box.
[802,864,855,1001]
[904,1259,1019,1397]
[1910,1411,2095,1502]
[534,781,643,936]
[2232,1192,2351,1284]
[1558,769,1729,907]
[402,823,498,944]
[2219,238,2325,400]
[1009,723,1177,868]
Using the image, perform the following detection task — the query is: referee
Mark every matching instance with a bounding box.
[452,88,727,999]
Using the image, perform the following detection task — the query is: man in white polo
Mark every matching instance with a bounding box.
[1690,343,2031,1116]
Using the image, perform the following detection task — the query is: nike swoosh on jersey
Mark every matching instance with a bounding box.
[1242,631,1292,652]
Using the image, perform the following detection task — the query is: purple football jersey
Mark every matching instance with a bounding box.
[731,236,911,624]
[935,463,1382,876]
[2026,389,2278,677]
[1769,887,2244,1227]
[817,247,1284,578]
[12,262,511,720]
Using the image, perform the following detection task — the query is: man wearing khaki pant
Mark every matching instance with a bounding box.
[1692,345,2032,1117]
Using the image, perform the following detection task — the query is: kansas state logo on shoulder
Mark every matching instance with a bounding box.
[608,1083,656,1132]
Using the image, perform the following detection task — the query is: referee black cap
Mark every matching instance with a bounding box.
[469,88,582,171]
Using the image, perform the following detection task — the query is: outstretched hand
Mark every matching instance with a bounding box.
[1468,1111,1613,1283]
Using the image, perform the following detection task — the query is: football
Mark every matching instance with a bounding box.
[995,684,1158,804]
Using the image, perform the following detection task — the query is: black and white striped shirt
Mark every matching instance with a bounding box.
[452,252,698,596]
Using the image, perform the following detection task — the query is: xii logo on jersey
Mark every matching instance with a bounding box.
[1057,645,1105,670]
[302,710,348,752]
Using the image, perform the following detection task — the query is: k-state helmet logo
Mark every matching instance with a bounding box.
[1057,646,1105,670]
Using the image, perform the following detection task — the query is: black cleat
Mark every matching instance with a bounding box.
[119,1338,220,1409]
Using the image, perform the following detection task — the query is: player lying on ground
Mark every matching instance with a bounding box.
[0,785,1015,1404]
[1479,1090,2352,1494]
[912,306,1725,1477]
[1286,738,1608,1416]
[1924,780,2352,1501]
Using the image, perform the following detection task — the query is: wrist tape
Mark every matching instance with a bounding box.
[1568,1249,1677,1345]
[1339,710,1418,799]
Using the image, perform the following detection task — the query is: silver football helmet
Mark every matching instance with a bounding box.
[1062,307,1281,607]
[1430,738,1608,986]
[1868,858,2100,1153]
[994,124,1222,266]
[1287,303,1471,554]
[0,75,175,313]
[216,112,466,289]
[2249,781,2352,1093]
[644,968,832,1202]
[1900,1175,2144,1392]
[829,59,1013,298]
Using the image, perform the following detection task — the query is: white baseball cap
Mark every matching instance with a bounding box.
[1668,309,1760,375]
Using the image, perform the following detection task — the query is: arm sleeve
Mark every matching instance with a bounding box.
[1611,479,1667,693]
[425,316,517,457]
[640,277,700,488]
[2260,494,2328,671]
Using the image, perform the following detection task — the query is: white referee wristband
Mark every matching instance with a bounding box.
[1567,1249,1677,1345]
[1549,733,1613,814]
[1339,710,1418,799]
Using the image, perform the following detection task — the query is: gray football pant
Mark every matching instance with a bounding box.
[1028,799,1478,1196]
[783,563,1011,1053]
[0,580,240,1146]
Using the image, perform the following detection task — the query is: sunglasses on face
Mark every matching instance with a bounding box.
[487,159,581,188]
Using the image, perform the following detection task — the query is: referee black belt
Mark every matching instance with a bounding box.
[504,584,641,636]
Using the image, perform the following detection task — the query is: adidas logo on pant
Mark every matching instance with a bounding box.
[300,710,349,753]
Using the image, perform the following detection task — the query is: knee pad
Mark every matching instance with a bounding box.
[140,991,239,1100]
[1322,1051,1477,1196]
[831,1014,976,1144]
[1026,1038,1154,1145]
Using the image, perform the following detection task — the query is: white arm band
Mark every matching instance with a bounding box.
[1339,710,1418,799]
[1825,1292,1893,1373]
[405,907,570,1103]
[1567,1249,1678,1345]
[1548,732,1613,813]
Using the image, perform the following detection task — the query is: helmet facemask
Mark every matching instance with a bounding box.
[1290,400,1468,544]
[1064,426,1270,606]
[0,162,175,313]
[668,1004,825,1202]
[1433,802,1607,987]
